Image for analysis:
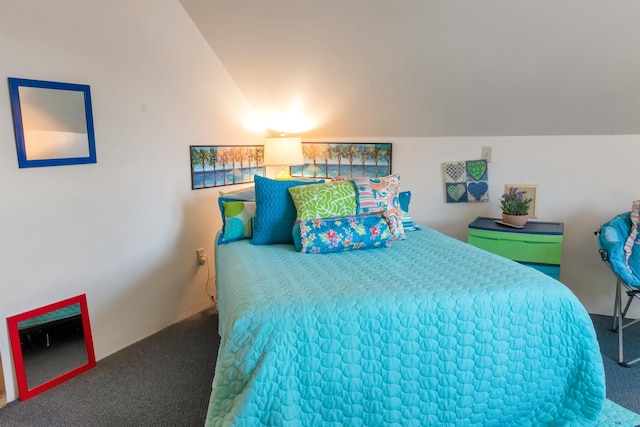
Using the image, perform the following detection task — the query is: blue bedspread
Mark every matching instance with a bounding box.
[207,227,607,426]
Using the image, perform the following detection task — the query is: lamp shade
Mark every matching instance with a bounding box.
[263,137,304,166]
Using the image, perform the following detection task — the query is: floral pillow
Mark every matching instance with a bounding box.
[352,174,405,240]
[288,181,357,220]
[293,214,393,254]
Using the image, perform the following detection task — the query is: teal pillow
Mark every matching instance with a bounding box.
[288,181,357,220]
[217,198,256,244]
[399,190,411,212]
[399,190,416,232]
[251,175,321,245]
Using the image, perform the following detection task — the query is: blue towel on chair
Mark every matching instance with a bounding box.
[599,212,640,288]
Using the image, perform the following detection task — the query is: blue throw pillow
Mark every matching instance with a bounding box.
[251,175,320,245]
[399,190,417,232]
[399,190,411,212]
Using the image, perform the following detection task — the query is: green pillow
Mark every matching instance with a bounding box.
[288,181,357,220]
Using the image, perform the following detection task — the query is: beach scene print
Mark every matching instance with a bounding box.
[291,143,392,179]
[191,145,265,189]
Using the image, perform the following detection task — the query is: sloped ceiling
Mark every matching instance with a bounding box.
[180,0,640,137]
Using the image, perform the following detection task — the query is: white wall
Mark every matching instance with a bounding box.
[0,0,261,401]
[396,136,638,322]
[307,135,640,318]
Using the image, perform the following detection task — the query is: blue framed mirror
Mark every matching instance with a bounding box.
[8,77,97,168]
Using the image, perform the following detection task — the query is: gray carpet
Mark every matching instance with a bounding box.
[0,308,219,427]
[0,309,637,426]
[591,314,640,414]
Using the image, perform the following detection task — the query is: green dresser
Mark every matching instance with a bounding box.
[467,216,564,280]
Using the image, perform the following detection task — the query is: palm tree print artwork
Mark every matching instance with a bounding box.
[190,145,265,189]
[291,143,392,179]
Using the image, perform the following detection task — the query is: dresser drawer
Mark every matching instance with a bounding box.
[468,228,563,265]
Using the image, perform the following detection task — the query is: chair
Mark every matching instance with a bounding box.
[596,201,640,367]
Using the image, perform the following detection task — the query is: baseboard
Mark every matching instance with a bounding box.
[172,300,214,324]
[95,300,214,361]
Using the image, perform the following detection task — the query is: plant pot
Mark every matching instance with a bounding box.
[502,213,528,227]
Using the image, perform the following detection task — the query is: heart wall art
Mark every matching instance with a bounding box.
[443,159,489,203]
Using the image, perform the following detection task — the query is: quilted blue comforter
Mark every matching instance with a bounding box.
[206,227,606,426]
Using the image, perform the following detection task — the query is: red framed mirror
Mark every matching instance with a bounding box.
[7,294,96,401]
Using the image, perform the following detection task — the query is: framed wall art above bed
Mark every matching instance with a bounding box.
[190,145,265,189]
[290,142,391,180]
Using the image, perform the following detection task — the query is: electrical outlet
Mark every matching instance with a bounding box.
[196,248,207,265]
[481,146,492,162]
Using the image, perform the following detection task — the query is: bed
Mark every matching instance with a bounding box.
[17,303,82,350]
[207,225,609,426]
[17,303,81,330]
[205,176,639,426]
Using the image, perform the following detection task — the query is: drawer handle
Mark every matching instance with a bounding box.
[474,237,557,245]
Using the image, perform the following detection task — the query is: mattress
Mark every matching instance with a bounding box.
[17,303,81,330]
[206,226,616,426]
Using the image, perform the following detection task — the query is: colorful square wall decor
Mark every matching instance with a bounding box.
[444,159,489,203]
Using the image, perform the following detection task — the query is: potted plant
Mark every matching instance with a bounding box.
[500,187,533,226]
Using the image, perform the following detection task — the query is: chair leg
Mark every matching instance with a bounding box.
[615,281,640,367]
[622,292,635,318]
[612,279,621,331]
[618,280,625,365]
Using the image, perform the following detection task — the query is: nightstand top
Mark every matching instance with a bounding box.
[469,216,564,235]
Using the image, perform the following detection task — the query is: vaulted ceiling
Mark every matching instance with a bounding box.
[180,0,640,137]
